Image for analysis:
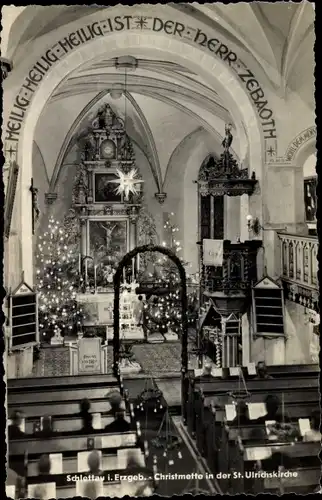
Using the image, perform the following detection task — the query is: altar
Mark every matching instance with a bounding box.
[76,282,145,342]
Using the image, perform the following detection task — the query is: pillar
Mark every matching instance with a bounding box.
[241,313,250,365]
[240,194,250,242]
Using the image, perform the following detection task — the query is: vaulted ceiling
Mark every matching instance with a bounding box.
[3,3,315,190]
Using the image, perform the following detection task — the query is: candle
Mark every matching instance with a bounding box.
[78,254,81,274]
[132,258,135,282]
[137,254,140,274]
[94,265,97,292]
[85,259,88,286]
[123,268,126,282]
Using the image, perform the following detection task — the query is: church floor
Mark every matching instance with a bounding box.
[33,332,201,378]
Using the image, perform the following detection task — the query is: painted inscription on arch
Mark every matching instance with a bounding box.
[5,15,277,157]
[285,126,316,161]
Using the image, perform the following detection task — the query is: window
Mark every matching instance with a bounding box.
[200,195,224,240]
[303,154,317,236]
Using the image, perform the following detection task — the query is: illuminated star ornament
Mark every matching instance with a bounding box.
[110,168,144,201]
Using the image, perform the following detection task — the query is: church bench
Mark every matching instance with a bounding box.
[187,388,318,436]
[8,398,127,418]
[189,374,318,396]
[188,364,319,382]
[34,477,152,498]
[9,431,139,457]
[26,468,153,487]
[7,373,119,391]
[8,386,120,405]
[26,449,145,476]
[14,413,131,434]
[262,467,320,494]
[227,440,320,494]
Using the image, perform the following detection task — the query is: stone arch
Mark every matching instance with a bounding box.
[8,29,263,284]
[113,244,188,416]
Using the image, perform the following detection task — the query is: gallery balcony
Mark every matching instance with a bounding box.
[278,233,319,311]
[201,240,262,315]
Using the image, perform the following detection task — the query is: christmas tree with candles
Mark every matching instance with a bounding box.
[36,217,84,340]
[145,213,199,336]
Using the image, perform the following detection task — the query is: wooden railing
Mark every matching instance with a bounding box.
[278,233,318,290]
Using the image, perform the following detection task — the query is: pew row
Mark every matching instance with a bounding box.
[8,399,124,418]
[10,413,131,434]
[8,386,121,405]
[25,449,145,476]
[7,373,119,391]
[9,431,140,457]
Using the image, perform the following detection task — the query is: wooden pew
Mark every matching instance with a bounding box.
[8,386,120,406]
[8,399,121,418]
[229,440,320,494]
[8,373,119,391]
[14,413,132,434]
[187,377,318,435]
[192,392,318,484]
[31,476,153,498]
[9,431,139,457]
[26,449,145,476]
[189,363,319,378]
[263,467,320,494]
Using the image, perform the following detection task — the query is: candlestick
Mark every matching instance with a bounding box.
[94,265,97,293]
[85,259,88,286]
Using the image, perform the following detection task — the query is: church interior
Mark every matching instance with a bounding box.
[2,3,319,497]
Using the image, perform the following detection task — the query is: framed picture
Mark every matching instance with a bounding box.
[94,172,123,203]
[88,218,128,270]
[304,176,317,223]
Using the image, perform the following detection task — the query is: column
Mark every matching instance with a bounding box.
[20,172,33,286]
[129,219,137,250]
[80,219,87,256]
[240,194,249,242]
[242,313,250,365]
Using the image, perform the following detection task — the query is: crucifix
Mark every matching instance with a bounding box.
[29,178,40,234]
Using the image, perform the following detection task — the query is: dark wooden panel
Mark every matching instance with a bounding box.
[8,374,118,391]
[9,431,138,456]
[8,386,119,405]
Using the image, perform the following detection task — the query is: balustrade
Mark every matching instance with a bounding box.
[278,233,318,290]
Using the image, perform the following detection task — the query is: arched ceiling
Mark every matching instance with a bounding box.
[4,3,314,191]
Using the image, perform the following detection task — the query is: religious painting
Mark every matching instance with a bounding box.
[304,177,317,223]
[89,219,128,273]
[94,173,123,203]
